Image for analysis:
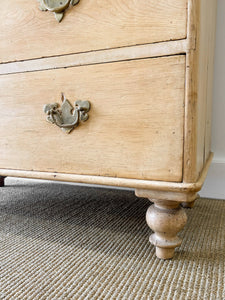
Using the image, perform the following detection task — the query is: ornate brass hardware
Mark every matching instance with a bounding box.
[38,0,80,22]
[43,93,90,134]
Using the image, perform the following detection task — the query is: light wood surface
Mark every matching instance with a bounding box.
[183,0,217,182]
[0,40,188,76]
[0,152,213,192]
[146,198,187,259]
[0,0,217,260]
[0,56,185,182]
[136,189,197,204]
[197,0,217,178]
[136,188,197,259]
[0,0,187,63]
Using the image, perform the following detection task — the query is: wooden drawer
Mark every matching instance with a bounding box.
[0,56,185,181]
[0,0,187,63]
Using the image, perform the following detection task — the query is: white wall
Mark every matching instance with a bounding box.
[200,0,225,199]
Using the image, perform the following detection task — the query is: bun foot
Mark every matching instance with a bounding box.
[146,200,187,259]
[135,189,197,259]
[155,247,175,260]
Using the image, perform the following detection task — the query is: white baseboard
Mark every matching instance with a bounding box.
[200,160,225,200]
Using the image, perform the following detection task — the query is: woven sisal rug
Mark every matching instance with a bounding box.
[0,178,224,300]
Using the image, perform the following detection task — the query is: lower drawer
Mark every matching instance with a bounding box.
[0,56,185,182]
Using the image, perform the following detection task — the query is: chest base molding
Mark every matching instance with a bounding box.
[0,152,213,193]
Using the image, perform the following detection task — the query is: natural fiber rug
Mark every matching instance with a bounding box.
[0,178,224,300]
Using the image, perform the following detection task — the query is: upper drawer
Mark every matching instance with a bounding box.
[0,0,187,63]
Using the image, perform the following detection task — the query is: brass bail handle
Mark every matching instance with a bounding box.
[43,93,91,134]
[38,0,80,22]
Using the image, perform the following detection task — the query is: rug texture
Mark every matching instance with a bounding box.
[0,178,224,300]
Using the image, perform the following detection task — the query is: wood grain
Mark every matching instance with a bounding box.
[199,0,217,174]
[146,200,187,259]
[135,189,197,203]
[0,152,213,192]
[0,56,185,182]
[0,40,188,76]
[0,0,187,63]
[136,189,188,259]
[183,0,217,182]
[0,0,218,262]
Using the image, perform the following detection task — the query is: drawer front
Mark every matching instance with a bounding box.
[0,0,187,63]
[0,56,185,182]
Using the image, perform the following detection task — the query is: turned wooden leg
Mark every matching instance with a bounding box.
[135,189,193,259]
[146,200,187,259]
[0,176,6,187]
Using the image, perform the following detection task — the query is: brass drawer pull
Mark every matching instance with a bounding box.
[43,93,90,134]
[38,0,80,22]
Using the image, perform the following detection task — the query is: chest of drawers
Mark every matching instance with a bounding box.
[0,0,217,259]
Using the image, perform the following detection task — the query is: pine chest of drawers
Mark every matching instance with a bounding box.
[0,0,217,259]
